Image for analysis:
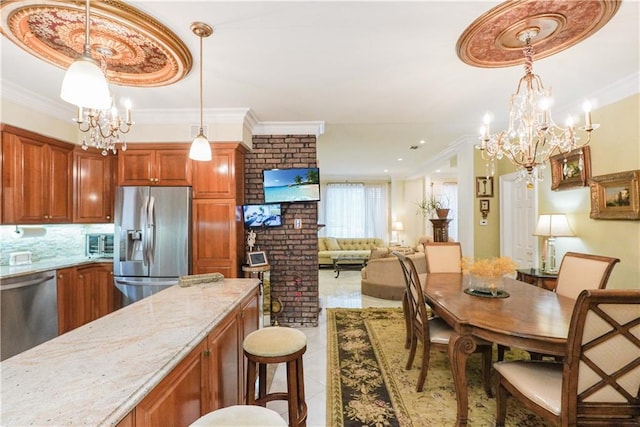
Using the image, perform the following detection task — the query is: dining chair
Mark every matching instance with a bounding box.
[394,252,493,396]
[423,242,462,273]
[554,252,620,299]
[494,288,640,426]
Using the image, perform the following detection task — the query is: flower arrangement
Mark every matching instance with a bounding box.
[461,256,518,295]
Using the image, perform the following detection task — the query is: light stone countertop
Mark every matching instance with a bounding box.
[0,278,259,426]
[0,256,114,279]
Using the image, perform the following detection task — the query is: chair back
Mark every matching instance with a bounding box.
[555,252,620,299]
[424,242,462,273]
[562,289,640,425]
[394,252,430,341]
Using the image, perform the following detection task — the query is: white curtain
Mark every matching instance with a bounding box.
[442,182,458,242]
[324,183,388,239]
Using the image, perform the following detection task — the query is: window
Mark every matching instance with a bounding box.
[322,183,389,239]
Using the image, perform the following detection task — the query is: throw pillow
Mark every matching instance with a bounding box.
[325,237,341,251]
[369,247,390,260]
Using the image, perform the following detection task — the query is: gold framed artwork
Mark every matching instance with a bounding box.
[589,170,640,220]
[550,146,592,191]
[476,176,494,197]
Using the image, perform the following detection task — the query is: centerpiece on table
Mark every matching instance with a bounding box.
[461,256,517,297]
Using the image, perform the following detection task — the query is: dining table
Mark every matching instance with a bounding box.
[423,273,577,427]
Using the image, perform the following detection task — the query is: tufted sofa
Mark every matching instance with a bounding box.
[318,237,386,267]
[361,248,426,300]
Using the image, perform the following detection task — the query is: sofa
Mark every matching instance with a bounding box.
[318,237,385,267]
[361,248,426,300]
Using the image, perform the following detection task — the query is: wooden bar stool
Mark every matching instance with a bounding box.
[190,405,287,426]
[243,326,308,427]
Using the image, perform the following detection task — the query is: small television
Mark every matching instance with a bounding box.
[242,203,283,228]
[263,167,320,203]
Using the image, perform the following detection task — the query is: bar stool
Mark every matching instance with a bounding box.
[243,326,307,427]
[190,405,287,426]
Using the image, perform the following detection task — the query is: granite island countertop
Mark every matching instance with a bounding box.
[0,277,259,426]
[0,256,114,279]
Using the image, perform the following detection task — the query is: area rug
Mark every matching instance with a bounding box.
[327,307,552,427]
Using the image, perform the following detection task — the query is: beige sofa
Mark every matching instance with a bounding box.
[361,248,426,300]
[318,237,385,267]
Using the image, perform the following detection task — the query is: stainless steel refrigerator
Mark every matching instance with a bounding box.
[113,186,191,306]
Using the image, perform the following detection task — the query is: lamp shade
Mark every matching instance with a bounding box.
[60,54,111,110]
[394,221,404,231]
[533,214,575,237]
[189,131,212,161]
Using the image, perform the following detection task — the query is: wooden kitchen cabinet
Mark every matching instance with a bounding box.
[73,147,115,223]
[192,144,246,199]
[1,124,73,224]
[117,144,192,186]
[207,308,241,411]
[192,199,243,278]
[57,263,115,334]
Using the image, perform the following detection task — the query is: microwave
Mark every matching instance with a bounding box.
[86,234,114,258]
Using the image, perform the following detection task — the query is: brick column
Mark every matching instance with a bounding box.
[245,135,319,327]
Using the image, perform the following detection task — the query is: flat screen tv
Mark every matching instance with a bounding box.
[242,203,283,228]
[263,167,320,203]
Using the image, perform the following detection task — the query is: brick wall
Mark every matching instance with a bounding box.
[245,135,319,327]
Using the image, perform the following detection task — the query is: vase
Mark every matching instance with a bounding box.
[464,273,505,296]
[436,208,449,219]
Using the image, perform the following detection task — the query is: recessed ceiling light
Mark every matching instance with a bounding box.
[397,158,403,161]
[383,169,388,173]
[419,140,426,144]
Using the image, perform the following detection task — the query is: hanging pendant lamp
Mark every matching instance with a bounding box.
[189,22,213,162]
[60,0,111,110]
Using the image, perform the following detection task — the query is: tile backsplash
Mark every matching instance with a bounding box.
[0,224,114,265]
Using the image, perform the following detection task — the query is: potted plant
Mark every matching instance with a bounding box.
[417,195,450,219]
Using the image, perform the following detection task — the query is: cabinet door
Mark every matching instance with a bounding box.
[117,150,155,186]
[1,128,73,224]
[57,267,79,335]
[74,149,114,223]
[155,149,192,186]
[77,263,115,324]
[135,340,207,427]
[208,310,240,410]
[192,199,241,277]
[192,146,244,199]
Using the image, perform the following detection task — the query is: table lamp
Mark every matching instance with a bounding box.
[533,214,575,273]
[393,221,404,246]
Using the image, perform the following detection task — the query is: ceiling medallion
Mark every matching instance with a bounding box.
[1,0,192,87]
[456,0,621,68]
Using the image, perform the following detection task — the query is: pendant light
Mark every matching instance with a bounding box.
[60,0,111,110]
[189,22,213,161]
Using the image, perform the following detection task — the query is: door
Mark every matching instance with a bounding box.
[500,173,537,268]
[148,187,191,278]
[114,186,150,277]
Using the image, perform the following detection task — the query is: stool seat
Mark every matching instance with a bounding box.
[244,326,308,427]
[243,326,306,357]
[190,405,287,426]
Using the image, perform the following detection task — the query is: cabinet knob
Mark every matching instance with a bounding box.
[58,274,62,279]
[78,275,83,279]
[106,215,111,220]
[203,349,211,357]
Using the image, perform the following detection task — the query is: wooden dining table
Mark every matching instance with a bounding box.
[423,273,577,427]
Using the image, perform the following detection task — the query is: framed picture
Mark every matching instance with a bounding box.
[248,251,269,266]
[476,176,494,197]
[550,146,592,191]
[589,170,640,220]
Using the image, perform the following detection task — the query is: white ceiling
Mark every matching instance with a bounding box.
[2,1,638,180]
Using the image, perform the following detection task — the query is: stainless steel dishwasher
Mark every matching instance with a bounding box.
[1,271,58,361]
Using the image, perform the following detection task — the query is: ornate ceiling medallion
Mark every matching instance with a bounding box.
[1,0,192,87]
[456,0,621,68]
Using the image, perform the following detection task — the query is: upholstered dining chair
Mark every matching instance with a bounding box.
[423,242,462,273]
[394,252,493,396]
[554,252,620,299]
[494,288,640,426]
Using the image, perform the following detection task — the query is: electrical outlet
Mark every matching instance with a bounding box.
[294,218,302,229]
[480,219,488,226]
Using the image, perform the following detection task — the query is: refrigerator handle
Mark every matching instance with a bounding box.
[141,195,150,265]
[147,196,156,264]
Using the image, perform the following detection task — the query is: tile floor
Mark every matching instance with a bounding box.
[266,268,402,426]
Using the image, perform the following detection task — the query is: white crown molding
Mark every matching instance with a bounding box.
[252,121,325,137]
[1,79,75,123]
[589,71,640,107]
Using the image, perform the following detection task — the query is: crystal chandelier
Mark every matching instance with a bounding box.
[74,97,133,155]
[477,28,598,185]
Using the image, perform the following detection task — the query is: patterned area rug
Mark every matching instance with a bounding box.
[327,307,552,427]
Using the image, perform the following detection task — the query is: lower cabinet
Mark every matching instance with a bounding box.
[57,263,115,334]
[131,288,259,427]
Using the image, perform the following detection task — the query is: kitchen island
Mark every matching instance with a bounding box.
[0,277,260,426]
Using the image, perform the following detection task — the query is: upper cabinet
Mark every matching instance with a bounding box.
[2,124,73,224]
[117,144,192,186]
[73,147,115,223]
[192,144,246,199]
